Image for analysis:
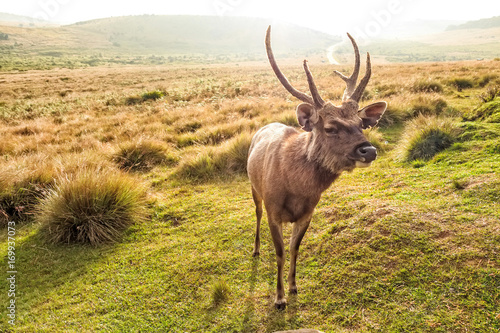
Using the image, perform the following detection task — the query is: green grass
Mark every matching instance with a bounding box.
[1,62,500,332]
[2,125,499,332]
[463,97,500,123]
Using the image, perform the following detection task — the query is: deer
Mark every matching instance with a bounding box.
[247,26,387,310]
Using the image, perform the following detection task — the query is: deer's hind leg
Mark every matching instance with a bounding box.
[251,186,263,257]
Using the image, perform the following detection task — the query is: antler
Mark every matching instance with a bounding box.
[303,60,325,107]
[266,26,324,108]
[334,33,371,103]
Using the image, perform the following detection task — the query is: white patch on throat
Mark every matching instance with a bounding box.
[355,161,372,168]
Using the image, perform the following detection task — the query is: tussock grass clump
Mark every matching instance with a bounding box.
[125,90,165,105]
[408,96,448,117]
[374,84,399,98]
[276,112,299,127]
[478,86,500,103]
[174,121,255,148]
[411,80,443,93]
[463,97,500,123]
[175,121,202,134]
[377,104,406,127]
[0,159,58,226]
[396,115,462,162]
[211,280,230,306]
[477,74,498,88]
[141,90,165,101]
[176,132,253,181]
[448,78,474,91]
[38,169,146,245]
[113,141,178,172]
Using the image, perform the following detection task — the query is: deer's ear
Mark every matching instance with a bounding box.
[296,103,318,132]
[359,101,387,129]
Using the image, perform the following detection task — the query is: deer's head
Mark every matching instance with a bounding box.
[266,26,387,172]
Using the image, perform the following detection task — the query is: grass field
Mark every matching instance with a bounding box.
[0,59,499,332]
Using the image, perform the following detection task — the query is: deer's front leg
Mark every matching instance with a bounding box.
[268,217,286,310]
[288,214,312,295]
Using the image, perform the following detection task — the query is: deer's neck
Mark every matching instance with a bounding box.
[284,132,340,192]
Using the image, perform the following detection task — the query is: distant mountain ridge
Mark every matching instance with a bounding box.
[0,13,499,69]
[447,16,500,30]
[0,12,49,26]
[68,15,340,55]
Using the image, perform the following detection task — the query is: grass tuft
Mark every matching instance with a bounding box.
[211,280,230,306]
[396,115,462,162]
[448,78,474,91]
[176,132,252,181]
[113,141,178,172]
[141,90,165,101]
[38,169,146,246]
[411,80,443,93]
[463,97,500,123]
[0,160,58,226]
[478,86,500,103]
[408,95,448,117]
[125,90,165,105]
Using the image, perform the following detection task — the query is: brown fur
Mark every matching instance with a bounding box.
[247,27,387,310]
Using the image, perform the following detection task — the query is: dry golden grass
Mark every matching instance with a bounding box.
[0,60,499,222]
[1,59,499,332]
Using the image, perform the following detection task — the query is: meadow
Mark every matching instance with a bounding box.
[0,59,499,332]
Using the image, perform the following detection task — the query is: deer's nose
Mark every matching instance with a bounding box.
[355,143,377,162]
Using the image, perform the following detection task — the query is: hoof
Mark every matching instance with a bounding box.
[275,300,287,311]
[252,251,260,257]
[289,287,298,295]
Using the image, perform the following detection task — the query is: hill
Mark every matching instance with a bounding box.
[70,15,338,55]
[0,14,340,70]
[447,16,500,30]
[0,12,49,27]
[1,14,499,70]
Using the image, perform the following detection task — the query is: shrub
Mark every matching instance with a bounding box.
[411,80,443,93]
[396,115,462,162]
[113,141,177,172]
[38,169,146,245]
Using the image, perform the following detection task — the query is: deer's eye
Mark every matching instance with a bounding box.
[324,127,338,135]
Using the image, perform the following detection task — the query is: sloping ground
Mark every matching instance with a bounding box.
[0,61,499,331]
[415,27,500,46]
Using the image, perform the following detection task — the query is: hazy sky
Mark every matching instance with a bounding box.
[1,0,498,35]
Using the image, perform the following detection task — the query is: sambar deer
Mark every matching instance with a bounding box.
[247,26,387,310]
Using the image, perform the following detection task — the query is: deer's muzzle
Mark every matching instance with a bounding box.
[355,143,377,162]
